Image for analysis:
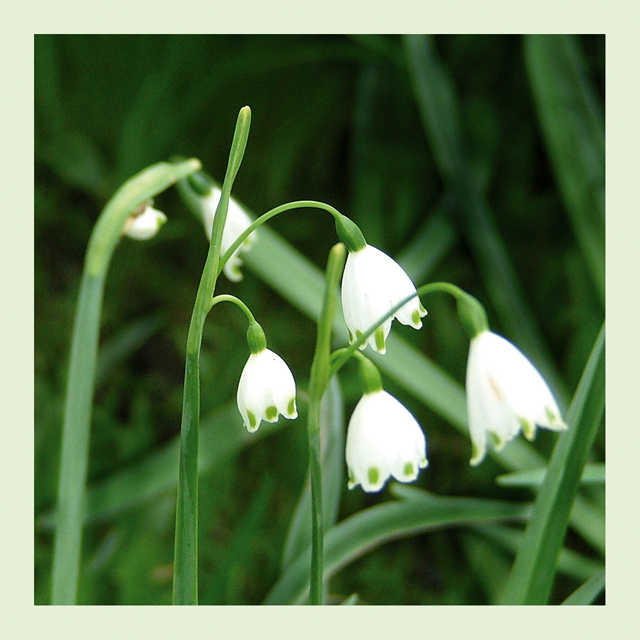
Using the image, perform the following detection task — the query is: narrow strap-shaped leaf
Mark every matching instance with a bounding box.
[525,35,605,304]
[51,159,200,605]
[471,524,603,584]
[496,463,605,488]
[561,569,605,605]
[500,323,605,604]
[265,491,530,604]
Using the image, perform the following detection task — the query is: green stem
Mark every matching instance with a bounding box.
[172,107,251,605]
[330,281,485,376]
[306,243,347,604]
[217,200,345,279]
[209,294,256,322]
[51,159,201,605]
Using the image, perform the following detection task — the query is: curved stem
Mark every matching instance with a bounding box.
[51,159,201,605]
[330,281,486,376]
[217,200,345,279]
[209,294,256,323]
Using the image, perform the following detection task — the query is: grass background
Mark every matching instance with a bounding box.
[34,34,605,605]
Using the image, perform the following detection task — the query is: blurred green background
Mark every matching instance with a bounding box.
[34,34,605,605]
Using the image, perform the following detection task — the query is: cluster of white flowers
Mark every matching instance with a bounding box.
[184,182,566,493]
[337,239,566,490]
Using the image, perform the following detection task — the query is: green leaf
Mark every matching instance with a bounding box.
[264,488,530,604]
[561,570,605,605]
[51,158,201,605]
[500,323,605,604]
[496,463,605,488]
[472,524,603,584]
[525,35,605,304]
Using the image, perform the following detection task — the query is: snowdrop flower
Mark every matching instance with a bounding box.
[466,330,567,466]
[201,186,255,282]
[346,390,428,493]
[237,347,298,433]
[341,244,427,354]
[122,204,167,240]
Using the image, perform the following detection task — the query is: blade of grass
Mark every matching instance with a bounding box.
[472,524,603,583]
[265,489,530,604]
[500,322,605,604]
[496,463,605,488]
[51,158,200,605]
[524,35,605,304]
[282,376,345,570]
[173,108,251,605]
[561,569,605,605]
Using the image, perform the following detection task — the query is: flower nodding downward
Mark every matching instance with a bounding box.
[345,390,428,493]
[466,330,567,466]
[341,245,426,355]
[122,204,167,240]
[236,348,298,433]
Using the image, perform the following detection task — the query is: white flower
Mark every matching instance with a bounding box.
[345,390,428,493]
[201,187,256,282]
[122,205,167,240]
[341,245,427,354]
[466,330,567,466]
[237,348,298,432]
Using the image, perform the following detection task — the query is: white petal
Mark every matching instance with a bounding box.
[346,390,427,492]
[123,205,167,240]
[341,245,426,354]
[236,349,297,432]
[201,187,255,281]
[466,331,566,465]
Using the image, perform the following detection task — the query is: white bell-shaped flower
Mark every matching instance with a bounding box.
[122,204,167,240]
[341,245,427,354]
[345,390,428,493]
[201,187,256,282]
[466,330,567,466]
[237,348,298,432]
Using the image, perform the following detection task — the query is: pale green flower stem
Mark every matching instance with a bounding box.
[306,243,347,604]
[217,201,349,280]
[50,159,201,605]
[172,107,251,606]
[209,294,256,323]
[330,282,487,377]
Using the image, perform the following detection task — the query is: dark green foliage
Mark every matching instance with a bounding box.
[35,35,604,605]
